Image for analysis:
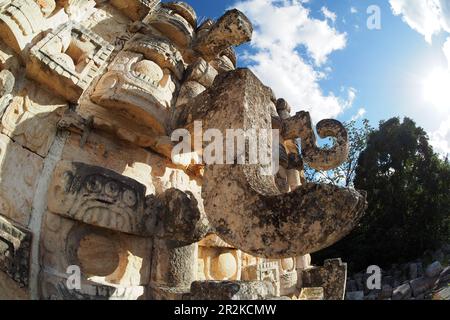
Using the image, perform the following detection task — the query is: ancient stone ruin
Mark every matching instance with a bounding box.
[0,0,366,300]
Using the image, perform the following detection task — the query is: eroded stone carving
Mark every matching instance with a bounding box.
[0,214,31,287]
[179,69,367,258]
[91,33,184,134]
[1,80,67,156]
[48,161,149,236]
[27,22,114,102]
[0,69,14,116]
[0,0,47,55]
[40,211,151,299]
[0,133,43,226]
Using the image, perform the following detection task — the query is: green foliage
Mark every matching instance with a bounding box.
[312,117,450,272]
[305,119,373,187]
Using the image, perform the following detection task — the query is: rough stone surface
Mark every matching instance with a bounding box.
[301,259,347,300]
[190,281,275,300]
[392,283,412,300]
[425,261,443,278]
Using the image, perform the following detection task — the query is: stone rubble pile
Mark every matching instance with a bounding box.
[345,245,450,300]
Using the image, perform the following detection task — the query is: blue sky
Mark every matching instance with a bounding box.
[170,0,450,156]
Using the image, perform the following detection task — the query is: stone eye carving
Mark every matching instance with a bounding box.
[122,189,137,207]
[178,69,367,259]
[104,181,120,198]
[85,175,101,193]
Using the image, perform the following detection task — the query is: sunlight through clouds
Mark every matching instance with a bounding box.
[389,0,450,156]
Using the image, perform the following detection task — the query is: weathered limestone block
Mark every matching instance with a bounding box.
[149,239,197,300]
[193,9,252,61]
[0,133,43,225]
[301,258,347,300]
[179,69,366,258]
[40,211,152,298]
[27,22,114,103]
[0,68,14,117]
[60,131,203,201]
[111,0,159,22]
[80,2,129,44]
[0,39,20,73]
[299,287,324,300]
[0,0,48,54]
[175,58,217,109]
[392,282,412,300]
[1,80,67,156]
[148,188,208,242]
[91,34,184,134]
[190,280,276,300]
[0,214,31,287]
[278,258,298,296]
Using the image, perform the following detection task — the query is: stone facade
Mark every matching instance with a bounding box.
[0,0,366,300]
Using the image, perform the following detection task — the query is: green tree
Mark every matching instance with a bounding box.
[305,119,373,187]
[313,117,450,271]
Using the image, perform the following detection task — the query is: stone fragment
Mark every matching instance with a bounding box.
[409,263,418,280]
[190,281,275,300]
[1,80,67,156]
[392,283,412,300]
[425,261,443,278]
[380,284,393,299]
[345,291,364,300]
[193,9,252,61]
[301,258,347,300]
[0,133,43,225]
[111,0,160,21]
[409,277,435,297]
[299,287,324,300]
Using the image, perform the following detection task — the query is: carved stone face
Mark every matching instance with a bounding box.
[48,161,148,236]
[91,35,184,134]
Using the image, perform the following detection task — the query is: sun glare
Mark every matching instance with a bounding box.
[422,68,450,109]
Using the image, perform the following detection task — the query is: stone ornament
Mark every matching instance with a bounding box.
[180,69,367,258]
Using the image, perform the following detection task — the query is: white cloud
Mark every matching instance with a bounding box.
[351,108,367,121]
[390,1,450,156]
[430,116,450,156]
[444,37,450,68]
[350,7,358,14]
[232,0,352,122]
[389,0,450,43]
[321,6,336,23]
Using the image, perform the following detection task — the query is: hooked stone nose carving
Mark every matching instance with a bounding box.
[178,68,367,259]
